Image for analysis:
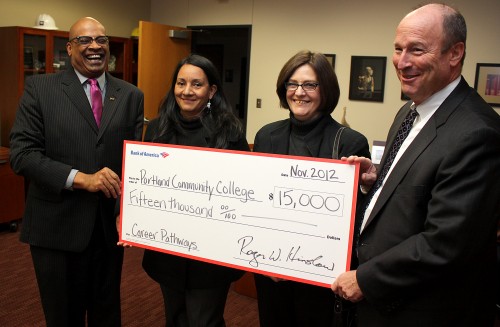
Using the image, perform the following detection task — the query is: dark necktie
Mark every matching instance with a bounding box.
[355,108,419,240]
[370,108,419,195]
[89,79,103,127]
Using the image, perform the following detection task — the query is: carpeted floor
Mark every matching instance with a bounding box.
[0,223,259,327]
[2,222,499,327]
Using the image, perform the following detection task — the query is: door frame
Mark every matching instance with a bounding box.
[189,25,251,133]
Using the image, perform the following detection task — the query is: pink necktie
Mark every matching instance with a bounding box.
[89,79,102,127]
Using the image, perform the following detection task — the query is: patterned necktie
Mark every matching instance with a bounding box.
[355,108,419,240]
[370,108,419,194]
[89,79,103,127]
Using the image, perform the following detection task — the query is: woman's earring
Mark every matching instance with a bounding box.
[206,99,212,114]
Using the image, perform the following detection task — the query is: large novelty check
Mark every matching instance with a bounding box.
[120,141,359,287]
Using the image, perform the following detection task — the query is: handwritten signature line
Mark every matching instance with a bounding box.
[232,257,334,278]
[124,235,336,278]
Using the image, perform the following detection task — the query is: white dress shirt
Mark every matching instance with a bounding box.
[360,77,461,232]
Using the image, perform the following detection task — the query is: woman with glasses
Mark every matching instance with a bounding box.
[141,54,248,327]
[253,50,370,326]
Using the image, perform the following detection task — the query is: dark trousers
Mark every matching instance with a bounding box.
[160,282,230,327]
[497,243,500,314]
[254,274,339,327]
[30,220,124,327]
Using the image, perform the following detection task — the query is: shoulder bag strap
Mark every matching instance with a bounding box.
[332,126,346,159]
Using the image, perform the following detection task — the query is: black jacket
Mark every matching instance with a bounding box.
[141,117,249,289]
[254,114,370,160]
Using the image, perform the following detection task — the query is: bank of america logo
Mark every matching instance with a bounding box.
[160,152,169,158]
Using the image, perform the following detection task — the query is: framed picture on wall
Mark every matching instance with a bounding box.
[349,56,386,102]
[324,54,336,69]
[474,63,500,107]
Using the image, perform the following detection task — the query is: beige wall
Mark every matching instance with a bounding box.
[0,0,150,37]
[151,0,500,147]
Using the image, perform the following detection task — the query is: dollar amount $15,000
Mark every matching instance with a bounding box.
[270,187,344,216]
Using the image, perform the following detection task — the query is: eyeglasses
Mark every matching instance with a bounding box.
[69,35,109,46]
[285,82,319,92]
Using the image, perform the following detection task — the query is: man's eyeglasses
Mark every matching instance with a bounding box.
[285,82,319,92]
[69,36,109,46]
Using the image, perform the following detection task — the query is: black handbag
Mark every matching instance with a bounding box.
[334,294,357,327]
[332,126,358,327]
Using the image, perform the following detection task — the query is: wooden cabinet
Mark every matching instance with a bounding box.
[130,37,139,86]
[108,36,134,83]
[0,27,70,147]
[0,27,134,147]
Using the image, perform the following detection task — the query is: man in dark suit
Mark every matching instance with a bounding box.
[9,17,143,326]
[332,4,500,327]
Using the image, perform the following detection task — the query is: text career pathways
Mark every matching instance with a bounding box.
[129,169,256,203]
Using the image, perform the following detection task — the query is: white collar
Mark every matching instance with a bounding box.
[74,69,106,90]
[411,76,461,121]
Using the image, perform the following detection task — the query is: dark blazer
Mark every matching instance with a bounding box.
[142,118,248,289]
[356,78,500,327]
[254,114,370,271]
[253,114,369,326]
[253,114,370,160]
[10,68,144,252]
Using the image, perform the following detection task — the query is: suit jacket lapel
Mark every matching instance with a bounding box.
[363,102,415,228]
[62,69,99,133]
[378,102,413,168]
[364,78,471,230]
[99,73,121,137]
[365,121,437,228]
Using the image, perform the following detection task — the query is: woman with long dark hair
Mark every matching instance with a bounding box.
[142,54,248,327]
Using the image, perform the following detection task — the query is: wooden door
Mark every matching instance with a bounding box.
[137,21,191,125]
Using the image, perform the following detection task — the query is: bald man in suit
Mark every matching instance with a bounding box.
[10,17,143,326]
[332,4,500,327]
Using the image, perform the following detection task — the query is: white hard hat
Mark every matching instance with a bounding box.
[33,14,58,30]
